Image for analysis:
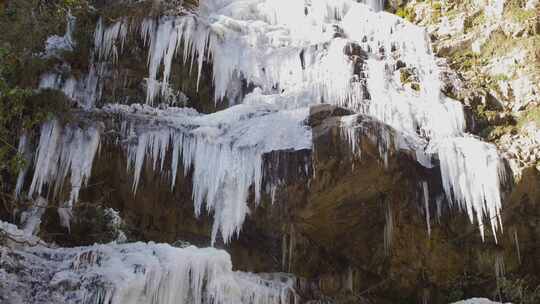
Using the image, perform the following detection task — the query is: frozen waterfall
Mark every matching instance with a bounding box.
[20,0,507,243]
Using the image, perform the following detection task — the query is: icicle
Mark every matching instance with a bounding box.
[94,17,129,62]
[435,195,443,223]
[422,289,430,304]
[513,228,521,265]
[384,201,393,256]
[57,202,73,231]
[26,120,101,229]
[494,253,505,282]
[28,119,62,197]
[282,225,288,271]
[38,66,102,110]
[422,181,431,237]
[39,73,62,89]
[288,224,295,272]
[435,137,505,242]
[485,0,506,18]
[340,114,402,166]
[345,266,354,292]
[127,130,171,194]
[30,0,508,245]
[145,18,178,104]
[14,134,30,199]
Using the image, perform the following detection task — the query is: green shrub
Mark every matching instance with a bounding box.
[396,6,416,22]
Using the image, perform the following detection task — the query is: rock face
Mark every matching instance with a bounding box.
[1,0,540,303]
[10,105,537,303]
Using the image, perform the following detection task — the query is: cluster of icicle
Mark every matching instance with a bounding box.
[112,103,310,244]
[151,0,504,240]
[16,119,101,230]
[21,0,507,243]
[0,221,294,304]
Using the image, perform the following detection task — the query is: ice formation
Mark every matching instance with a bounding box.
[513,228,521,265]
[14,134,30,199]
[27,119,101,229]
[5,1,519,302]
[422,181,431,236]
[109,103,311,244]
[20,0,507,243]
[434,137,506,241]
[0,220,44,248]
[39,65,102,110]
[40,13,106,109]
[94,17,129,63]
[0,221,295,304]
[383,201,393,256]
[44,12,76,58]
[19,196,48,236]
[451,299,509,304]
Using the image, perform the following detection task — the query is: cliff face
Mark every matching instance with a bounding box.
[1,1,539,304]
[25,105,538,303]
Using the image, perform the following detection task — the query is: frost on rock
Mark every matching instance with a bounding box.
[26,119,101,230]
[44,12,76,58]
[104,208,128,243]
[0,229,295,304]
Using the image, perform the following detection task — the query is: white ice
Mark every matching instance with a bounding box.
[0,222,295,304]
[25,0,509,243]
[27,119,101,230]
[451,299,511,304]
[431,136,506,241]
[44,12,76,58]
[107,102,310,244]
